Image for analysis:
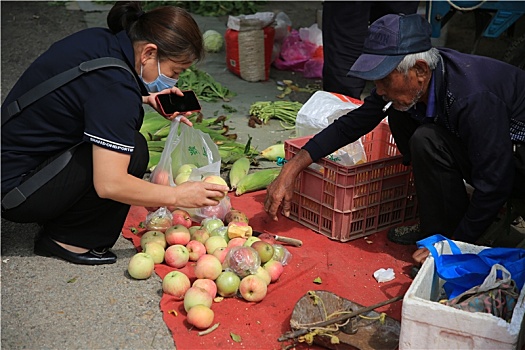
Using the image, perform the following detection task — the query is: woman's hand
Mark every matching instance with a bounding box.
[144,181,228,213]
[172,181,229,208]
[143,87,193,126]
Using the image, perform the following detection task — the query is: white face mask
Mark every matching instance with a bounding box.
[140,60,178,93]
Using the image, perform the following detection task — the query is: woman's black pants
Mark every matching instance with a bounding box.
[2,131,148,249]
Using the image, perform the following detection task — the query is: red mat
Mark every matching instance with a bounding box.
[122,190,416,349]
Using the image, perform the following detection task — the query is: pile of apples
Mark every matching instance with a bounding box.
[127,208,290,330]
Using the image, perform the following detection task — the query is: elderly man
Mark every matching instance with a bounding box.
[264,13,525,262]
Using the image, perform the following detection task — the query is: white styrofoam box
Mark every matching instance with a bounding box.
[399,240,525,350]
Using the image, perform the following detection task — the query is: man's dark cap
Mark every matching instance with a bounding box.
[347,14,432,81]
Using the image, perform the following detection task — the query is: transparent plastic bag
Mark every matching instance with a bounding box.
[145,207,173,232]
[149,118,229,222]
[272,244,292,266]
[223,246,261,278]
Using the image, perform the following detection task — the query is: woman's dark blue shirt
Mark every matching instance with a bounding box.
[1,28,149,193]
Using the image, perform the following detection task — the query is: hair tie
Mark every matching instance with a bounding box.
[137,10,145,19]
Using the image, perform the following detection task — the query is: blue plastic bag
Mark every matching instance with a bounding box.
[417,234,525,299]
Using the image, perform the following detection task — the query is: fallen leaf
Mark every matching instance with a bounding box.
[313,277,322,284]
[67,276,78,283]
[230,332,242,342]
[198,322,219,336]
[138,221,146,228]
[168,310,178,316]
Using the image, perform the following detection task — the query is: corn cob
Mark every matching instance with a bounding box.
[235,168,281,196]
[229,157,251,190]
[148,151,162,172]
[260,143,285,161]
[140,113,170,141]
[147,140,166,152]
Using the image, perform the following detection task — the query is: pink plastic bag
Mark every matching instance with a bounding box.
[273,26,324,78]
[273,30,317,72]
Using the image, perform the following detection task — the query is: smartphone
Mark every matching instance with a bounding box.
[156,90,201,117]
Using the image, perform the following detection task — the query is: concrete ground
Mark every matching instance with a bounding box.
[1,1,524,349]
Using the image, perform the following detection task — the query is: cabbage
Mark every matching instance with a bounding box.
[203,30,224,53]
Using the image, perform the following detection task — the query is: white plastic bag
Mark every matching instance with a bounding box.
[296,91,362,137]
[295,91,367,166]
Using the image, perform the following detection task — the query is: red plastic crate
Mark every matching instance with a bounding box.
[284,122,419,242]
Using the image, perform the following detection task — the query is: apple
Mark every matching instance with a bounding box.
[212,247,230,264]
[186,240,206,261]
[192,279,217,299]
[229,220,248,227]
[215,271,241,297]
[251,241,274,264]
[227,237,246,248]
[175,163,197,178]
[239,275,268,302]
[187,304,214,329]
[204,236,228,255]
[194,254,223,280]
[165,224,191,246]
[164,244,189,268]
[223,209,249,225]
[188,225,201,235]
[190,228,210,244]
[143,242,165,264]
[227,222,253,239]
[254,266,271,286]
[184,286,213,312]
[140,230,166,250]
[243,236,261,247]
[202,217,224,234]
[171,209,192,228]
[175,172,191,185]
[151,169,170,186]
[128,252,155,280]
[224,246,261,278]
[200,202,230,220]
[162,271,190,299]
[203,175,229,201]
[263,260,284,283]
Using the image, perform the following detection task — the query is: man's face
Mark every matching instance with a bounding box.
[374,67,426,112]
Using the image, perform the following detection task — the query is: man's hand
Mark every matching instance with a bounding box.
[264,173,294,221]
[264,149,314,221]
[412,247,430,265]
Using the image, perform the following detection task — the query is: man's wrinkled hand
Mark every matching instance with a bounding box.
[412,247,430,265]
[264,173,294,221]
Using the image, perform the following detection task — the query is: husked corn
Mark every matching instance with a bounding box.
[229,157,250,190]
[235,168,281,196]
[260,144,285,161]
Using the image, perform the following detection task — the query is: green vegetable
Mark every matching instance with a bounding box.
[249,101,303,129]
[178,66,236,102]
[203,30,224,53]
